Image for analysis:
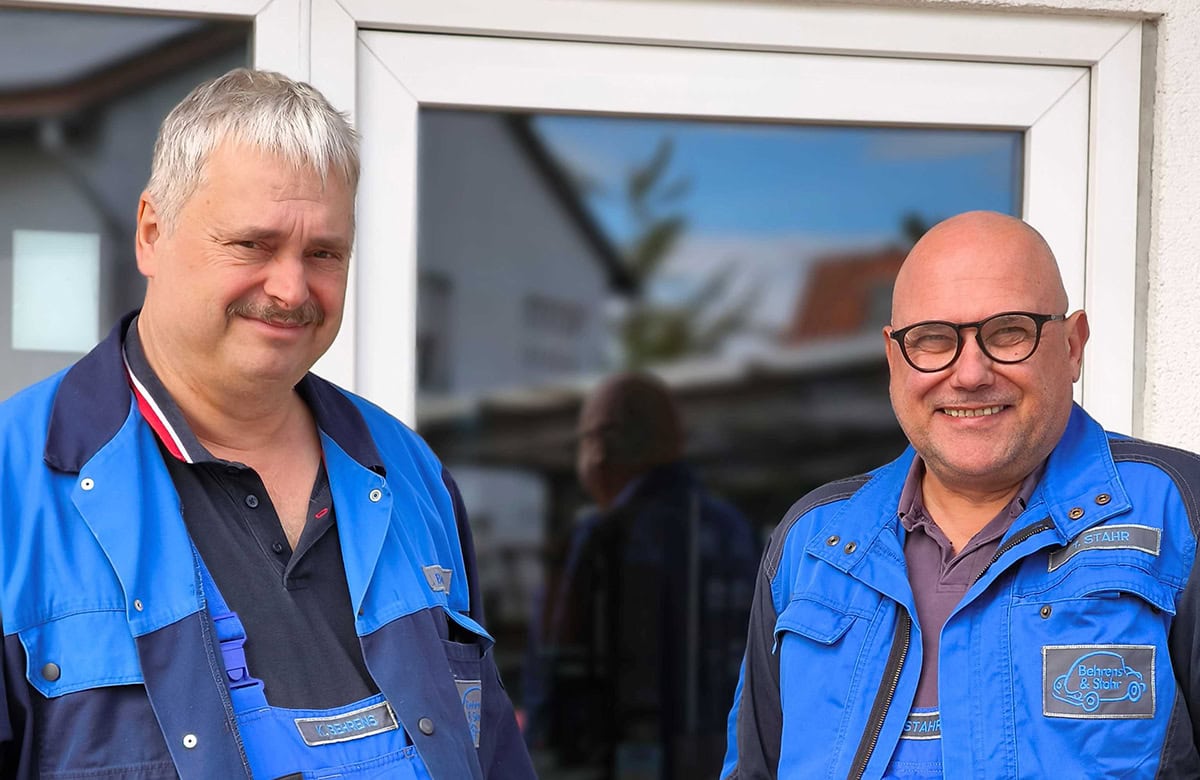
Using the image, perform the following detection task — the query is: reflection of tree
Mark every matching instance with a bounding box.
[618,138,754,368]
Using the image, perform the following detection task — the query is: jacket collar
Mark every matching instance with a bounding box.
[44,310,385,475]
[809,403,1129,573]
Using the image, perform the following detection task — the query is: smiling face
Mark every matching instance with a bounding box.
[135,141,354,397]
[884,212,1089,497]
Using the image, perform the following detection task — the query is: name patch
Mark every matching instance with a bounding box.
[423,565,453,595]
[1047,524,1160,572]
[900,710,941,740]
[1043,645,1155,719]
[294,700,399,746]
[456,678,483,748]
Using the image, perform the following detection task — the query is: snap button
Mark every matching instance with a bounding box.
[42,662,61,682]
[1095,493,1112,505]
[843,541,857,555]
[80,478,95,491]
[1040,605,1052,619]
[826,535,840,546]
[369,489,383,503]
[1068,507,1084,520]
[272,542,285,554]
[133,599,144,612]
[417,717,435,736]
[245,494,259,508]
[182,733,198,749]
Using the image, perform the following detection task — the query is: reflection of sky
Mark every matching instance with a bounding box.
[531,115,1021,244]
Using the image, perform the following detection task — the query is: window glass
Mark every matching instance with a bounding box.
[417,107,1020,779]
[0,7,250,399]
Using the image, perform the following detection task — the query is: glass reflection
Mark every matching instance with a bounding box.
[417,109,1021,779]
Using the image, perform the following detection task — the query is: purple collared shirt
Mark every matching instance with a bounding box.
[899,458,1044,708]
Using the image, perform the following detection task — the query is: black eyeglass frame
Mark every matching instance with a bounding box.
[888,311,1067,373]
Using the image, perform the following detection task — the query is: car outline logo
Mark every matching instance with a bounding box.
[1051,650,1146,713]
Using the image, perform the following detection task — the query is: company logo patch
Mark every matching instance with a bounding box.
[1048,524,1160,572]
[456,678,482,748]
[423,565,453,595]
[900,709,941,740]
[1043,645,1155,719]
[294,700,399,746]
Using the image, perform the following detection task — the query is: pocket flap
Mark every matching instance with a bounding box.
[775,598,856,646]
[18,610,142,697]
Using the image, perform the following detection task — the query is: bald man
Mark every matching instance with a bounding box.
[722,212,1200,779]
[531,373,758,779]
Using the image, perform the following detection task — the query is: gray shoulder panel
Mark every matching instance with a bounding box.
[764,474,872,580]
[1110,438,1200,539]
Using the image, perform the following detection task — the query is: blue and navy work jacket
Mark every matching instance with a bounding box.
[0,316,535,779]
[723,405,1200,779]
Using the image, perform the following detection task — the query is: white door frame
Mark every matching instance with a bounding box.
[11,0,1144,434]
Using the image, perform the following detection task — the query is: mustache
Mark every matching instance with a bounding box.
[226,299,325,327]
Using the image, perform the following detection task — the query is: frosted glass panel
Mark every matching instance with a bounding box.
[12,229,100,353]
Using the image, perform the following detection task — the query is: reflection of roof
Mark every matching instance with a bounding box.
[0,9,246,123]
[418,333,904,490]
[506,115,635,293]
[786,246,905,343]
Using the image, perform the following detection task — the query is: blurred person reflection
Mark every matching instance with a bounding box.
[531,372,759,780]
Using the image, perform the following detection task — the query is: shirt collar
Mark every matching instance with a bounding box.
[897,455,1045,534]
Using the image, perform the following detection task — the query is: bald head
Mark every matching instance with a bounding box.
[576,372,684,507]
[893,211,1067,326]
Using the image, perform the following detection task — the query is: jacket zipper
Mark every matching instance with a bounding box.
[844,518,1053,780]
[972,517,1056,585]
[847,610,911,780]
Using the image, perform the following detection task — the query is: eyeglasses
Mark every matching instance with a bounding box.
[888,311,1066,373]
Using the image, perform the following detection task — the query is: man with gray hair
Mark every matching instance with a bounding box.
[0,68,535,779]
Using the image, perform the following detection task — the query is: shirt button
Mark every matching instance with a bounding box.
[42,663,61,682]
[80,477,95,491]
[369,489,383,503]
[272,542,285,554]
[417,717,435,736]
[182,733,198,749]
[245,494,259,508]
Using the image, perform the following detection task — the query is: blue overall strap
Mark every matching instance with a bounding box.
[196,550,270,712]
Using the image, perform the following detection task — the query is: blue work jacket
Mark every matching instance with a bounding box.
[0,316,535,779]
[723,405,1200,779]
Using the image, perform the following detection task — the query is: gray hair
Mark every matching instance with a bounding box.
[146,68,359,231]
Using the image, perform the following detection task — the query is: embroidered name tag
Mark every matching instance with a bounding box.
[900,710,941,740]
[1043,645,1155,719]
[294,700,399,746]
[1047,524,1161,572]
[423,565,453,595]
[456,678,483,748]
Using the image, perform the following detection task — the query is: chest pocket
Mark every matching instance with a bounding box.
[18,610,177,779]
[1006,556,1178,778]
[441,609,494,750]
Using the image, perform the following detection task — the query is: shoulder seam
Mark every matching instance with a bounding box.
[764,474,872,580]
[1111,438,1200,539]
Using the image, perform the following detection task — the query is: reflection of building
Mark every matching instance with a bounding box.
[785,246,906,343]
[0,10,248,400]
[418,112,632,396]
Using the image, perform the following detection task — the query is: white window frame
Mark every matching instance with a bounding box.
[14,0,1144,435]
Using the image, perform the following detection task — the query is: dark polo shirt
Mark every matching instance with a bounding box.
[123,318,377,709]
[899,457,1043,709]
